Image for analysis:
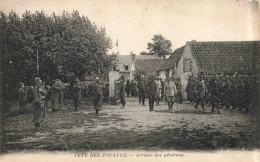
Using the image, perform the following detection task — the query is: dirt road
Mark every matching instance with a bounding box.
[2,97,258,152]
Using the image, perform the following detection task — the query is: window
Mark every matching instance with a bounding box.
[125,65,129,71]
[183,59,192,72]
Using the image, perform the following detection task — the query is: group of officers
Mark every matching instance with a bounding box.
[18,72,258,131]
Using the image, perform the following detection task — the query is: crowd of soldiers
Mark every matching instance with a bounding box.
[18,72,257,131]
[187,72,258,113]
[119,75,180,112]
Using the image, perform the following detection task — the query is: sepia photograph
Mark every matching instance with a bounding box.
[0,0,259,161]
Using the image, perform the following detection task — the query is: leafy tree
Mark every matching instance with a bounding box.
[0,10,116,100]
[147,34,172,58]
[140,51,151,55]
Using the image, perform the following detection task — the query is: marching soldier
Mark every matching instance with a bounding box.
[137,75,146,105]
[194,76,207,111]
[155,76,162,106]
[147,75,157,111]
[51,79,61,112]
[208,75,220,113]
[164,77,177,112]
[73,78,82,111]
[32,77,45,131]
[19,83,27,111]
[93,77,103,115]
[119,77,126,108]
[130,80,137,97]
[125,79,131,97]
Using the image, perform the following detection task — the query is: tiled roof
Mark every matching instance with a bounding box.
[118,55,132,64]
[159,46,184,70]
[135,59,167,76]
[136,55,162,60]
[188,41,260,74]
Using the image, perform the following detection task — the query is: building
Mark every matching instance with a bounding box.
[135,59,167,77]
[159,40,260,99]
[157,46,184,80]
[117,52,162,80]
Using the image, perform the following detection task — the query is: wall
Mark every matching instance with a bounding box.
[176,44,199,99]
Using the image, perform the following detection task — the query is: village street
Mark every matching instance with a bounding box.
[2,97,257,152]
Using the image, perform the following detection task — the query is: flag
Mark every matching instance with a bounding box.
[116,38,118,47]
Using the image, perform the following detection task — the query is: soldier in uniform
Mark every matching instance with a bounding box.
[73,78,82,111]
[119,77,126,108]
[186,76,192,102]
[130,80,137,97]
[155,76,162,106]
[243,74,251,112]
[194,76,207,111]
[125,79,131,97]
[221,75,230,110]
[164,77,177,112]
[137,75,146,105]
[208,75,220,113]
[160,78,165,102]
[19,83,27,111]
[93,77,103,115]
[51,79,61,112]
[147,76,157,111]
[32,77,45,131]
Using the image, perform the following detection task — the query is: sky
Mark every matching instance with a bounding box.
[0,0,259,55]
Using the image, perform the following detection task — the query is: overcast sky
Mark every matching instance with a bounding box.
[1,0,259,55]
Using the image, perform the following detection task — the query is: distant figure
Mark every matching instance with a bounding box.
[119,77,126,108]
[164,77,177,112]
[51,79,61,112]
[160,79,165,101]
[208,75,220,113]
[32,77,45,131]
[19,83,27,111]
[147,76,157,111]
[155,76,161,106]
[73,78,82,111]
[93,77,103,115]
[125,79,131,97]
[130,80,137,97]
[137,75,146,105]
[194,77,207,111]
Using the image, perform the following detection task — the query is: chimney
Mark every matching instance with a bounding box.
[130,51,136,62]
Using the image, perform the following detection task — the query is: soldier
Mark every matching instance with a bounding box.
[93,77,103,115]
[147,76,157,111]
[32,77,45,131]
[130,80,137,97]
[73,78,82,111]
[119,77,126,108]
[155,76,162,106]
[175,78,183,104]
[229,74,237,111]
[208,75,220,113]
[233,74,244,112]
[164,77,177,112]
[125,79,131,97]
[51,79,61,112]
[220,75,230,110]
[160,78,165,102]
[243,74,251,112]
[19,83,27,111]
[194,76,207,111]
[137,75,146,105]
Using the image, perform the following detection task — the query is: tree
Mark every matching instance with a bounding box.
[133,68,146,81]
[140,51,151,55]
[147,34,172,58]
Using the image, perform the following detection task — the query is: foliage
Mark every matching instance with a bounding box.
[0,10,116,100]
[140,51,151,55]
[133,68,146,81]
[147,34,172,58]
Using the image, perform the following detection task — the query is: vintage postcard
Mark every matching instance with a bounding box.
[0,0,259,161]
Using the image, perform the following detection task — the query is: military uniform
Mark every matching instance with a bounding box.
[130,80,137,97]
[164,79,177,110]
[93,79,103,114]
[125,80,131,97]
[32,79,45,130]
[208,77,220,113]
[155,78,161,106]
[19,84,27,111]
[51,81,61,112]
[147,77,157,111]
[119,79,126,108]
[137,78,146,105]
[194,79,207,111]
